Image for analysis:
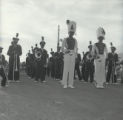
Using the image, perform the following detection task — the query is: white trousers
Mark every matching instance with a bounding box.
[94,55,106,87]
[62,53,76,86]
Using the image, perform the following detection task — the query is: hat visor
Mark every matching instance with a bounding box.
[97,36,105,40]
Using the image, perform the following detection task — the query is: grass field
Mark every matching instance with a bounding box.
[0,72,123,120]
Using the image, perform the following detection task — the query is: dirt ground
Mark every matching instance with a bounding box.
[0,72,123,120]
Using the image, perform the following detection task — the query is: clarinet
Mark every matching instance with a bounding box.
[13,33,19,81]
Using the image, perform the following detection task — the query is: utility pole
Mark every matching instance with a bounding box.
[57,25,60,52]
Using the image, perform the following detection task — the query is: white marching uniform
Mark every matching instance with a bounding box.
[92,27,108,88]
[61,38,78,88]
[92,44,108,88]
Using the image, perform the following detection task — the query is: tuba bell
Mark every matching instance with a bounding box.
[35,48,42,60]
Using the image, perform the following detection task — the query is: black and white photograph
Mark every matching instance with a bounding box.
[0,0,123,120]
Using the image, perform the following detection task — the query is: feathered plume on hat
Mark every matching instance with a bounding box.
[110,42,116,51]
[96,27,105,39]
[66,20,76,34]
[40,36,46,46]
[13,33,19,41]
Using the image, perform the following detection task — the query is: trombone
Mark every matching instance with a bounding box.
[13,33,19,81]
[14,52,18,72]
[13,51,18,81]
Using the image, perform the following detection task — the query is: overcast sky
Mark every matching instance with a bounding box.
[0,0,123,62]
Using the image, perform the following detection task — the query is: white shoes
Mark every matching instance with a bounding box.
[42,80,46,83]
[105,82,109,85]
[68,85,75,88]
[96,85,104,89]
[63,85,75,88]
[63,85,67,88]
[16,80,20,82]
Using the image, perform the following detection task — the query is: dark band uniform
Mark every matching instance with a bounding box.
[74,53,82,80]
[35,48,48,82]
[26,53,34,77]
[0,47,7,86]
[48,51,55,78]
[7,43,22,81]
[54,51,64,80]
[106,47,118,83]
[35,37,48,82]
[84,51,94,82]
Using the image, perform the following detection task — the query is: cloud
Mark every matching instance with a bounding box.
[1,0,123,61]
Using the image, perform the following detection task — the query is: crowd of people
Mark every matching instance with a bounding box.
[0,20,123,89]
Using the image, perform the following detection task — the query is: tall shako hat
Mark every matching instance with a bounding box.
[110,42,116,51]
[66,20,76,34]
[96,27,105,39]
[13,33,19,41]
[88,41,92,48]
[40,36,46,46]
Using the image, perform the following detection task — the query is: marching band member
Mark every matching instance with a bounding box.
[84,41,94,83]
[7,33,22,82]
[74,53,82,81]
[40,37,48,82]
[106,44,118,84]
[81,51,86,81]
[35,36,48,82]
[61,20,78,88]
[34,44,39,52]
[47,53,52,77]
[26,51,31,77]
[50,48,55,79]
[30,46,36,79]
[0,47,7,87]
[92,27,108,88]
[120,60,123,83]
[54,47,64,80]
